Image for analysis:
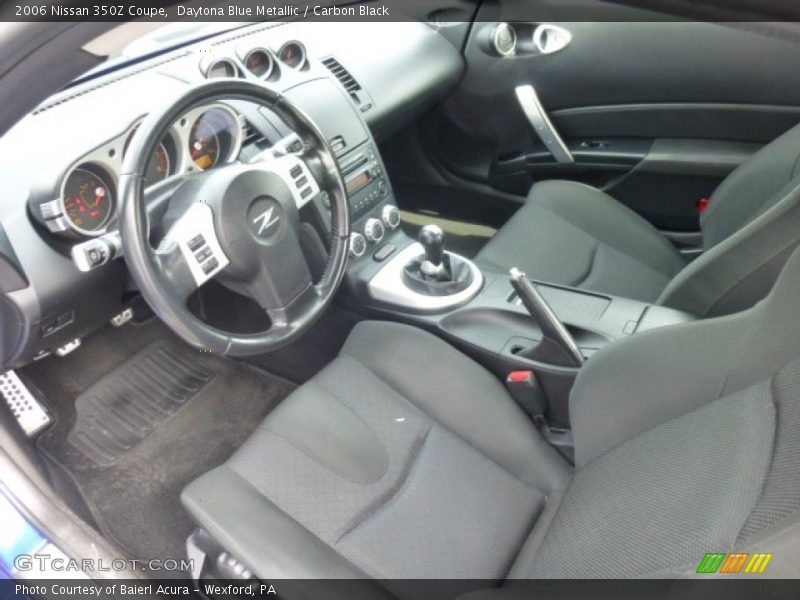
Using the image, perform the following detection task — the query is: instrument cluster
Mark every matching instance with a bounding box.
[36,104,243,237]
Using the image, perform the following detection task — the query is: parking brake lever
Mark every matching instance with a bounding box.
[509,268,584,367]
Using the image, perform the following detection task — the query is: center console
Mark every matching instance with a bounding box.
[341,209,695,430]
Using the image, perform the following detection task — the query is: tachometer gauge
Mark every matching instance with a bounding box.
[62,168,114,233]
[143,142,171,187]
[189,119,220,170]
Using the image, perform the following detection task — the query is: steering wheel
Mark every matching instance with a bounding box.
[119,80,349,356]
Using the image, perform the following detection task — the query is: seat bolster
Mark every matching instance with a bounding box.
[341,321,571,491]
[658,184,800,317]
[569,311,750,467]
[181,466,388,597]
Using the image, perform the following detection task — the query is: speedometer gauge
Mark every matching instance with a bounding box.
[62,168,114,233]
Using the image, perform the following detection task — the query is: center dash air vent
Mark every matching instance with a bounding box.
[322,57,362,95]
[242,121,267,147]
[321,56,374,113]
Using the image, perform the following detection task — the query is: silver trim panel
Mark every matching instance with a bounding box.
[492,23,517,57]
[368,242,484,313]
[515,84,574,164]
[533,24,572,55]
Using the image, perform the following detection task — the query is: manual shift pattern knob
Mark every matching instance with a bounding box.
[419,224,445,267]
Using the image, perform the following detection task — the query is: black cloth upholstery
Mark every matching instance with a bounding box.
[476,123,800,316]
[183,251,800,589]
[183,321,570,596]
[475,180,686,303]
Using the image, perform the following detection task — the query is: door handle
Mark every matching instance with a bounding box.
[515,85,574,164]
[533,24,572,55]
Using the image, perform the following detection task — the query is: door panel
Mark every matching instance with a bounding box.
[434,0,800,231]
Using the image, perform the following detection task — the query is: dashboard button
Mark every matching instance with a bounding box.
[41,318,58,337]
[57,311,75,327]
[364,218,385,244]
[349,232,367,258]
[373,243,396,262]
[381,205,400,230]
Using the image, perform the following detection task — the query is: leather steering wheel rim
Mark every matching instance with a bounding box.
[119,79,349,356]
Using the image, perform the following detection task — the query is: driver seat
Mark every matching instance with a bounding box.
[183,251,800,593]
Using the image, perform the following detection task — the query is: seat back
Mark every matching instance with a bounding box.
[658,123,800,316]
[701,123,800,248]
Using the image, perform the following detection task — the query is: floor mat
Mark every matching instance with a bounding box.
[68,340,215,466]
[28,319,295,563]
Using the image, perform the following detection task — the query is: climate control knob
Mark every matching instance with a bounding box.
[381,205,400,230]
[364,218,385,244]
[349,232,367,258]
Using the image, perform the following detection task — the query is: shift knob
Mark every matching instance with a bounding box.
[419,224,445,266]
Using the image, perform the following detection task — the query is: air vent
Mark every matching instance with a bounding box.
[322,57,362,95]
[242,121,267,147]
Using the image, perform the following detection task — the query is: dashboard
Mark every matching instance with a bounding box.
[0,21,463,368]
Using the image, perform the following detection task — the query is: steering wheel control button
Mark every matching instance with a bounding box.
[364,218,385,244]
[195,246,213,262]
[382,205,401,230]
[165,203,230,286]
[373,243,396,262]
[349,232,367,258]
[202,258,219,275]
[289,165,303,178]
[188,234,206,252]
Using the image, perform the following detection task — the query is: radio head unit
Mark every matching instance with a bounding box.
[341,147,389,218]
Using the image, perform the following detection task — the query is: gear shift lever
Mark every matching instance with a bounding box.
[419,224,446,278]
[509,267,584,367]
[402,223,475,295]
